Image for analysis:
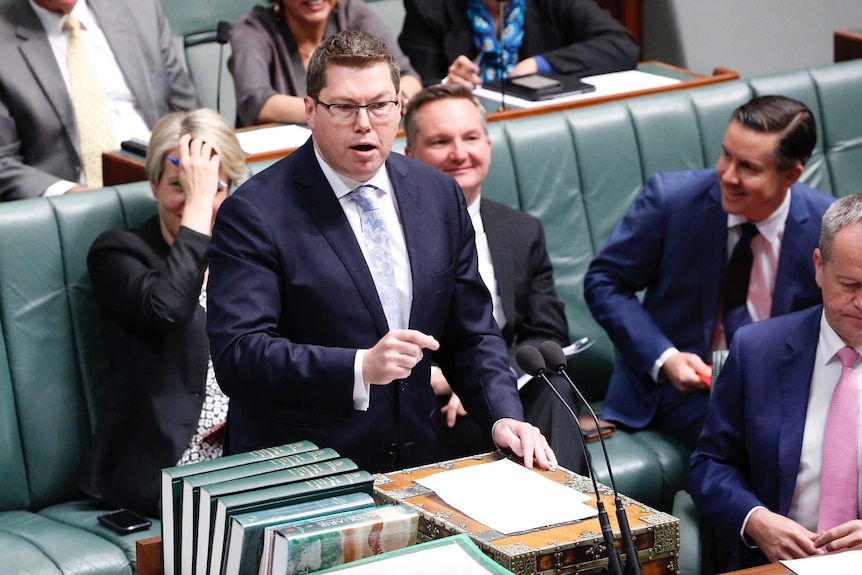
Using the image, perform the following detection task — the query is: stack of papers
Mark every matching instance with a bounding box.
[414,458,596,534]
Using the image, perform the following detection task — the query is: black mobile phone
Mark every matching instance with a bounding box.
[97,508,152,534]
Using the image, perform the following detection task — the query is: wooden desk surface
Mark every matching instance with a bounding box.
[835,28,862,63]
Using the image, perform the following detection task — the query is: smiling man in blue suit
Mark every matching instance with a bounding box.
[206,30,554,474]
[690,193,862,569]
[585,95,835,448]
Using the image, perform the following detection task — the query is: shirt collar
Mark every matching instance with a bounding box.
[312,144,393,200]
[819,309,862,365]
[467,194,483,228]
[727,187,792,245]
[30,0,95,37]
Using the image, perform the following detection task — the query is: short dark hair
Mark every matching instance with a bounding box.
[306,30,400,100]
[403,83,488,149]
[731,95,816,170]
[819,193,862,263]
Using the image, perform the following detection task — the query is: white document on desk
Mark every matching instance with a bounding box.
[235,124,311,155]
[781,550,862,574]
[414,458,597,534]
[474,69,681,110]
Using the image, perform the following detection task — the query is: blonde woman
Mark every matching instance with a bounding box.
[78,109,246,517]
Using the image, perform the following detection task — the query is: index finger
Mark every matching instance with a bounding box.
[393,329,440,351]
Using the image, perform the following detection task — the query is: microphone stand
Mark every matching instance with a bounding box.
[215,21,232,116]
[538,341,642,575]
[515,346,624,575]
[495,0,506,111]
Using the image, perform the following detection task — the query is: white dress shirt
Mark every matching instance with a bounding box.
[29,0,150,195]
[788,311,862,531]
[467,197,507,330]
[740,310,862,543]
[314,147,412,411]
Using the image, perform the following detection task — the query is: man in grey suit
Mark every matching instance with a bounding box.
[0,0,198,201]
[404,83,588,474]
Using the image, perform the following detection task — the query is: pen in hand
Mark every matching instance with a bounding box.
[167,155,229,192]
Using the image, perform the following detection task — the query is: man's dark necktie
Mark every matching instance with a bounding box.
[722,222,759,344]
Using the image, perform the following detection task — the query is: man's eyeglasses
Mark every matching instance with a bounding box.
[315,99,399,123]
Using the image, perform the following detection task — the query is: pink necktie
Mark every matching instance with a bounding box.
[817,346,859,532]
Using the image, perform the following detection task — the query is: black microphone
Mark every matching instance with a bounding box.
[515,345,624,575]
[495,1,506,112]
[538,341,642,575]
[215,21,232,116]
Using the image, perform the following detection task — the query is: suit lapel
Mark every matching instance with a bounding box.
[482,201,516,334]
[775,306,820,514]
[772,185,812,316]
[13,1,79,154]
[700,180,729,348]
[293,141,391,336]
[89,0,157,126]
[388,154,421,330]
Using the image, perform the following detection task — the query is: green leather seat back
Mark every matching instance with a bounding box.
[0,199,92,510]
[0,186,155,512]
[810,61,862,198]
[159,0,260,37]
[0,320,29,510]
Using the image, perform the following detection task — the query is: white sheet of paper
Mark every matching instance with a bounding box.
[415,458,596,534]
[322,542,502,575]
[474,69,681,110]
[235,124,311,155]
[781,550,862,575]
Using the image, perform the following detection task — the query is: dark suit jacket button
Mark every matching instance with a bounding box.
[399,380,407,392]
[386,442,398,456]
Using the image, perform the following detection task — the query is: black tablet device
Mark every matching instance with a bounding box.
[483,73,596,101]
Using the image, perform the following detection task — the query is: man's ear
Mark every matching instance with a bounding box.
[304,96,316,127]
[814,247,824,289]
[783,162,804,188]
[404,145,413,158]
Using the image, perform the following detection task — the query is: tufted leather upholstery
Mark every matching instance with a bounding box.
[1,58,860,574]
[393,58,862,512]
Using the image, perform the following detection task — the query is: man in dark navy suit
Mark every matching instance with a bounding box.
[690,193,862,569]
[585,95,835,448]
[404,83,587,474]
[207,30,554,473]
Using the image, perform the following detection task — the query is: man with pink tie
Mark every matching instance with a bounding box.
[690,193,862,570]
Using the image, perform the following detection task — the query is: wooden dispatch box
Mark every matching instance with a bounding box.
[373,452,680,575]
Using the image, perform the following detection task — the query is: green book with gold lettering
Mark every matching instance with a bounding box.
[199,460,364,575]
[181,448,340,575]
[160,441,318,575]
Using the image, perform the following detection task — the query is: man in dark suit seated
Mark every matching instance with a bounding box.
[584,95,835,448]
[403,83,587,474]
[690,193,862,570]
[207,30,555,473]
[0,0,198,200]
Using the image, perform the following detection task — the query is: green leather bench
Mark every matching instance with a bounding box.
[1,58,860,574]
[398,56,862,513]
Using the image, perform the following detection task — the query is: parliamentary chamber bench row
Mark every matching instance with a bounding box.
[0,58,860,575]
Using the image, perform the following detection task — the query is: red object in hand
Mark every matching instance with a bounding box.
[698,366,713,389]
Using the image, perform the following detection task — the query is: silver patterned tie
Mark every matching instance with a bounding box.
[350,185,402,330]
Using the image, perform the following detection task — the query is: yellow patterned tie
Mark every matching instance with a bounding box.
[63,16,115,188]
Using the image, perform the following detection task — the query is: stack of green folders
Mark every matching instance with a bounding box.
[159,441,418,575]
